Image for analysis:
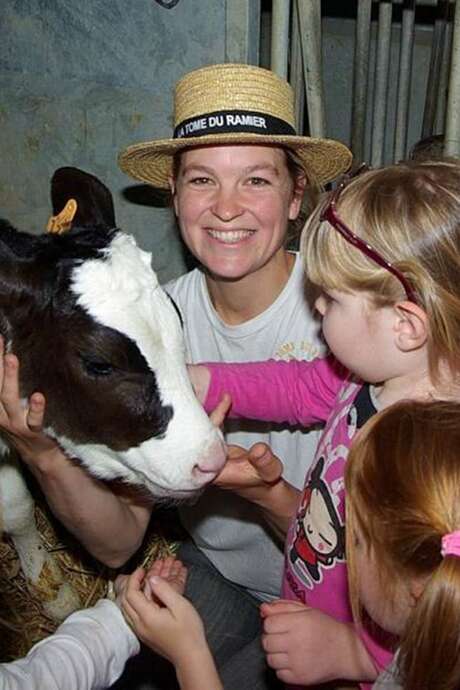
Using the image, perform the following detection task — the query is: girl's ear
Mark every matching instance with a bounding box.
[393,301,429,352]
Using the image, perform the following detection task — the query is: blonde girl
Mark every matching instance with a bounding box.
[190,160,460,685]
[346,399,460,690]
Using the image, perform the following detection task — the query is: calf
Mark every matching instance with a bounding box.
[0,215,226,624]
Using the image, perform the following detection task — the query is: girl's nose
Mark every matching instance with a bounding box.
[211,188,243,221]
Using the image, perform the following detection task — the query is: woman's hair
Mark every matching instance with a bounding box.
[171,146,321,249]
[301,160,460,381]
[345,400,460,690]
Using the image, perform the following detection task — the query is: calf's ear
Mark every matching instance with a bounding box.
[49,167,116,232]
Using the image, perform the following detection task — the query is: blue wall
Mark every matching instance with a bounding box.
[0,0,226,282]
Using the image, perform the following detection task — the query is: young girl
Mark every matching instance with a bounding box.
[190,159,460,685]
[116,400,460,690]
[345,399,460,690]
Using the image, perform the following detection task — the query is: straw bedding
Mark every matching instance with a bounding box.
[0,494,178,661]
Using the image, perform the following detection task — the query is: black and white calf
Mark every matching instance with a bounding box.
[0,219,226,615]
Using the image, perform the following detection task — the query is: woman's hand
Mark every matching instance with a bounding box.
[214,443,300,539]
[0,339,61,468]
[214,442,283,500]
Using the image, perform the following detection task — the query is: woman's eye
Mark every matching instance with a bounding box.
[247,176,270,186]
[188,176,212,185]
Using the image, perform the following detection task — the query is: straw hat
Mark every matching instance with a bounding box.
[118,63,352,188]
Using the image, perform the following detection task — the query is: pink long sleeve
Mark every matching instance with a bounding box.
[204,355,347,426]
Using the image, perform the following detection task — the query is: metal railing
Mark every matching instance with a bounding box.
[268,1,460,165]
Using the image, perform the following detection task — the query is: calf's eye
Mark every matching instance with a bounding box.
[80,355,114,377]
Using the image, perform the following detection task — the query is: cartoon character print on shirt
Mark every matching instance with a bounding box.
[289,457,345,585]
[286,379,374,592]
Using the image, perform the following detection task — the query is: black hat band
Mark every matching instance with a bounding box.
[174,109,296,140]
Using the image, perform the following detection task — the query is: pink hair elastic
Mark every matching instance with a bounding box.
[441,531,460,558]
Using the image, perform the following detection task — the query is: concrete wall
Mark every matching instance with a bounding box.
[0,2,441,282]
[0,0,228,282]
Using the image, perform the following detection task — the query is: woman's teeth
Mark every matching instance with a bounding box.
[208,229,254,244]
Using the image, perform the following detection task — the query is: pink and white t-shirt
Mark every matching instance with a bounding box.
[205,356,394,682]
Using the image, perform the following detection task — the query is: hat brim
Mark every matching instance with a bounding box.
[118,133,352,189]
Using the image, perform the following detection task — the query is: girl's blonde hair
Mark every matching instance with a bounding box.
[301,160,460,381]
[345,400,460,690]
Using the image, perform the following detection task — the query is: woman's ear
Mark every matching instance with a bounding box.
[168,177,178,215]
[288,175,307,221]
[393,301,429,352]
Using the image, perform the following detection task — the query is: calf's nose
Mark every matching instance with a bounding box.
[193,438,227,483]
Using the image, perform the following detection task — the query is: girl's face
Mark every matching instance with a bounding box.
[315,289,399,383]
[170,145,303,281]
[354,529,415,636]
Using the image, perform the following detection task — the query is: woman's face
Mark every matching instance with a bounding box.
[170,144,303,281]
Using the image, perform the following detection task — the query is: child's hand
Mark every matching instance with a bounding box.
[260,601,377,684]
[143,555,187,599]
[209,393,231,428]
[114,563,207,667]
[187,364,211,404]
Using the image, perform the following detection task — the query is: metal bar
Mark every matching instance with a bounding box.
[371,1,393,167]
[436,7,454,133]
[225,0,261,65]
[271,0,291,78]
[445,0,460,156]
[351,0,372,164]
[296,0,326,137]
[422,1,450,138]
[290,0,305,133]
[394,0,416,161]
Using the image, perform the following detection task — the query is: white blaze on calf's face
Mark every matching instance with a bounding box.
[65,231,226,497]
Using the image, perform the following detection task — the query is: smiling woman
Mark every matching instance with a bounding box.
[119,63,351,690]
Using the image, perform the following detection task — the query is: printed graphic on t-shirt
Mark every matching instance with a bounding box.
[275,340,321,362]
[288,456,345,587]
[286,383,377,591]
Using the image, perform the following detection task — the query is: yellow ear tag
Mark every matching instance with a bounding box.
[46,198,78,234]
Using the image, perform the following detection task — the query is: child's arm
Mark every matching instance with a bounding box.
[260,601,378,685]
[116,564,223,690]
[189,355,347,427]
[0,599,139,690]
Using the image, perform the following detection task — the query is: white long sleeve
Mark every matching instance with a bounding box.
[0,599,140,690]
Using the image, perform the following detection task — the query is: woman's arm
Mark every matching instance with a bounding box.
[0,347,151,567]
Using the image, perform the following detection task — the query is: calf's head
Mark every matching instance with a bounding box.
[0,220,226,498]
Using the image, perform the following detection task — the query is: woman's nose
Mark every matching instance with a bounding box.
[211,188,243,221]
